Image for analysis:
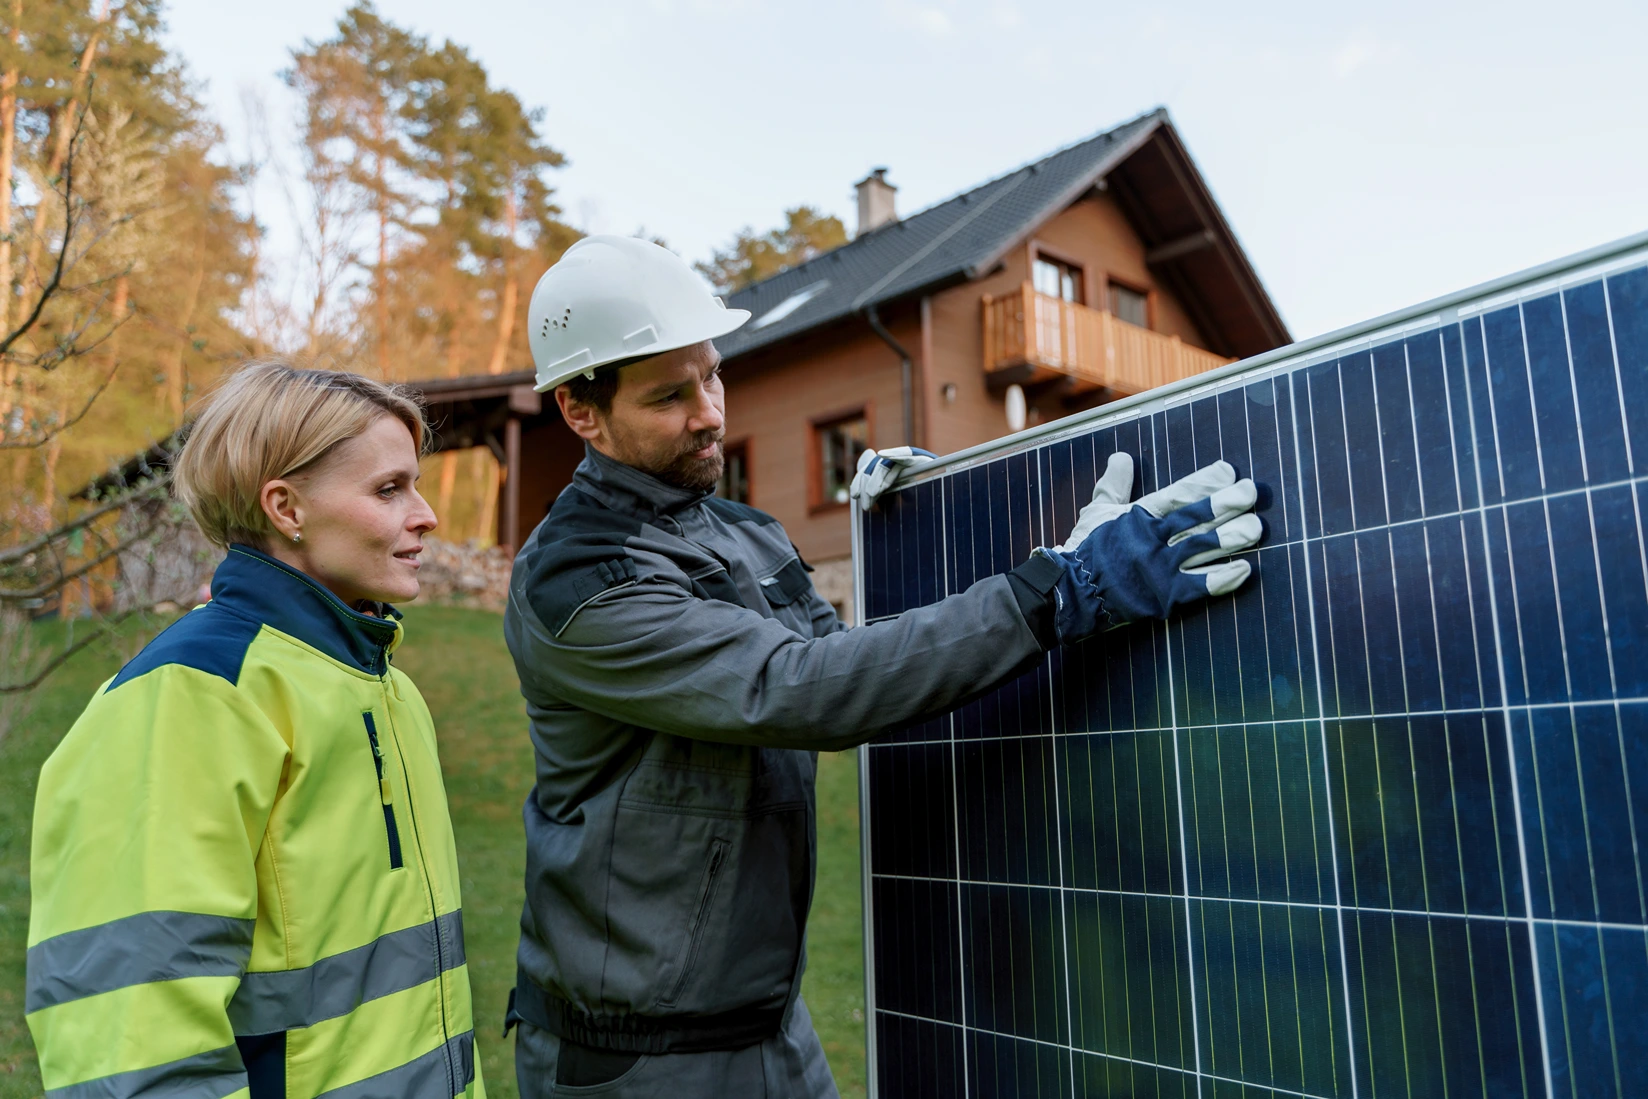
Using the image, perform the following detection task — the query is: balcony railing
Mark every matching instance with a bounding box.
[982,282,1232,395]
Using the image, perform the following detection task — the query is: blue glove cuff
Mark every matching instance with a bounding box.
[1037,548,1116,645]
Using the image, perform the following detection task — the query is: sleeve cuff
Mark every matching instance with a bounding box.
[1006,549,1064,650]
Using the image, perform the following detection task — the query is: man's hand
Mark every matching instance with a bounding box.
[849,446,938,509]
[1040,451,1263,643]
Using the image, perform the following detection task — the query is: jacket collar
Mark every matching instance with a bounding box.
[572,443,710,519]
[212,544,403,675]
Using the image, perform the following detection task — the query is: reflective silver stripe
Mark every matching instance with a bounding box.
[44,1044,244,1099]
[26,912,255,1013]
[228,910,465,1034]
[314,1032,475,1099]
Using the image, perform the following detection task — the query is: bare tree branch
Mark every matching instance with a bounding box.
[0,102,88,359]
[0,477,169,566]
[1,621,111,692]
[0,349,122,448]
[1,526,159,600]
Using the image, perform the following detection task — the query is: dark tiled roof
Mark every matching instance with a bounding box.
[716,110,1165,360]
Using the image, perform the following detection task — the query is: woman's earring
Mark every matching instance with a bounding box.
[292,532,302,544]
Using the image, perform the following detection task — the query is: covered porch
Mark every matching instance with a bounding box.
[409,371,584,556]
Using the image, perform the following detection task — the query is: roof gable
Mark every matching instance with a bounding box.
[717,107,1288,362]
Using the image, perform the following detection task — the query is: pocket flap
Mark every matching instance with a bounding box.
[758,557,812,607]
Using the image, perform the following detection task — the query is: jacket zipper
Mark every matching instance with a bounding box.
[381,672,459,1096]
[362,713,404,870]
[662,839,730,1007]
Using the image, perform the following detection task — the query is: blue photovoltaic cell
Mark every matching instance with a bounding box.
[856,248,1648,1099]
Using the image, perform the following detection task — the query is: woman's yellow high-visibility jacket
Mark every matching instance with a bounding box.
[26,544,485,1099]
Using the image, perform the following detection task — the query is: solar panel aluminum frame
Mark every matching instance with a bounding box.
[850,226,1648,1098]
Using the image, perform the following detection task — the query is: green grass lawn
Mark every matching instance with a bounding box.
[0,605,865,1098]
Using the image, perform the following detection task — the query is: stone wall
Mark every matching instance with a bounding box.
[810,555,855,627]
[410,536,513,610]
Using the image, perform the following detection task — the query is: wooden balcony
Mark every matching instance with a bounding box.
[982,282,1232,396]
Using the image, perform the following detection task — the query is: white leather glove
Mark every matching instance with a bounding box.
[1056,451,1263,598]
[849,446,938,509]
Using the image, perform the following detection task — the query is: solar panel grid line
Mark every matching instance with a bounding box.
[1438,320,1536,1094]
[1454,294,1559,1099]
[1372,334,1440,1099]
[1146,408,1209,1099]
[866,874,1648,937]
[1599,281,1638,474]
[938,472,976,1099]
[1544,295,1634,1093]
[849,498,882,1086]
[1287,357,1365,1099]
[1424,327,1510,1099]
[1036,445,1083,1099]
[873,1007,1342,1099]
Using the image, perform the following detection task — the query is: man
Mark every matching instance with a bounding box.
[502,236,1261,1097]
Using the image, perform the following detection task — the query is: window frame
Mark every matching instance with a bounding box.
[1104,274,1154,330]
[809,404,874,514]
[1028,241,1093,307]
[715,437,753,505]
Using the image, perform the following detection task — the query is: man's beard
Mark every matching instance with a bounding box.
[630,430,724,493]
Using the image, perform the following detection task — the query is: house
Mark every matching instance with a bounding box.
[412,107,1290,619]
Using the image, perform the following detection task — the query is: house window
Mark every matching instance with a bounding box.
[1033,256,1083,303]
[1109,282,1150,328]
[815,412,868,507]
[716,440,751,504]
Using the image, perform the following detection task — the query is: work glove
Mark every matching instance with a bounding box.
[1038,451,1262,643]
[849,446,938,509]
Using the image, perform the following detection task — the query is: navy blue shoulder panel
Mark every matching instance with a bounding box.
[702,496,779,527]
[519,487,649,635]
[106,603,263,694]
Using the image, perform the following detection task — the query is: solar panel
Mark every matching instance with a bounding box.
[852,231,1648,1099]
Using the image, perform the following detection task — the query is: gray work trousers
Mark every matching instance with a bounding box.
[515,997,840,1099]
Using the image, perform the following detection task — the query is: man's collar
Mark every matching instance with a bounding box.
[572,443,710,519]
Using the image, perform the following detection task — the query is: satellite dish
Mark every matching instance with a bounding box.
[1005,384,1027,433]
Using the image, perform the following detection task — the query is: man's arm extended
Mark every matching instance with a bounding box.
[508,555,1062,753]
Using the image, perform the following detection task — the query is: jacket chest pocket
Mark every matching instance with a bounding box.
[757,557,811,607]
[756,556,816,635]
[362,712,405,870]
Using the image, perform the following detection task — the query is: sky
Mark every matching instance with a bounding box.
[163,0,1648,343]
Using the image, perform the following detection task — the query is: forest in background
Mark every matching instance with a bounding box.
[0,0,848,710]
[1,0,582,547]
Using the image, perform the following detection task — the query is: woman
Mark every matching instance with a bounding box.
[26,361,485,1098]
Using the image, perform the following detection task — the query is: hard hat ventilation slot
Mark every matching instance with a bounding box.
[542,307,573,338]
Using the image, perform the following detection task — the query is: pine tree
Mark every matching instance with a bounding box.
[697,206,847,293]
[285,1,423,377]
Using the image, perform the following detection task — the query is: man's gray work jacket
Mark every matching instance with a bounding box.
[502,445,1058,1055]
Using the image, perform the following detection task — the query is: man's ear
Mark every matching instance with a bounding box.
[555,385,603,443]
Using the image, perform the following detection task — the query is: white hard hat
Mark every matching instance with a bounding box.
[528,235,751,393]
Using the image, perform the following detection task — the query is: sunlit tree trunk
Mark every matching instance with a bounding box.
[473,450,498,545]
[40,393,63,516]
[0,0,22,432]
[20,1,106,294]
[164,238,206,420]
[484,278,516,374]
[42,271,124,520]
[433,294,463,525]
[372,99,389,378]
[435,450,458,528]
[484,191,520,376]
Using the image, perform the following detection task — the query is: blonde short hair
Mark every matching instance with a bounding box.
[174,359,429,549]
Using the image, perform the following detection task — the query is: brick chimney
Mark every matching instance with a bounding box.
[855,168,898,238]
